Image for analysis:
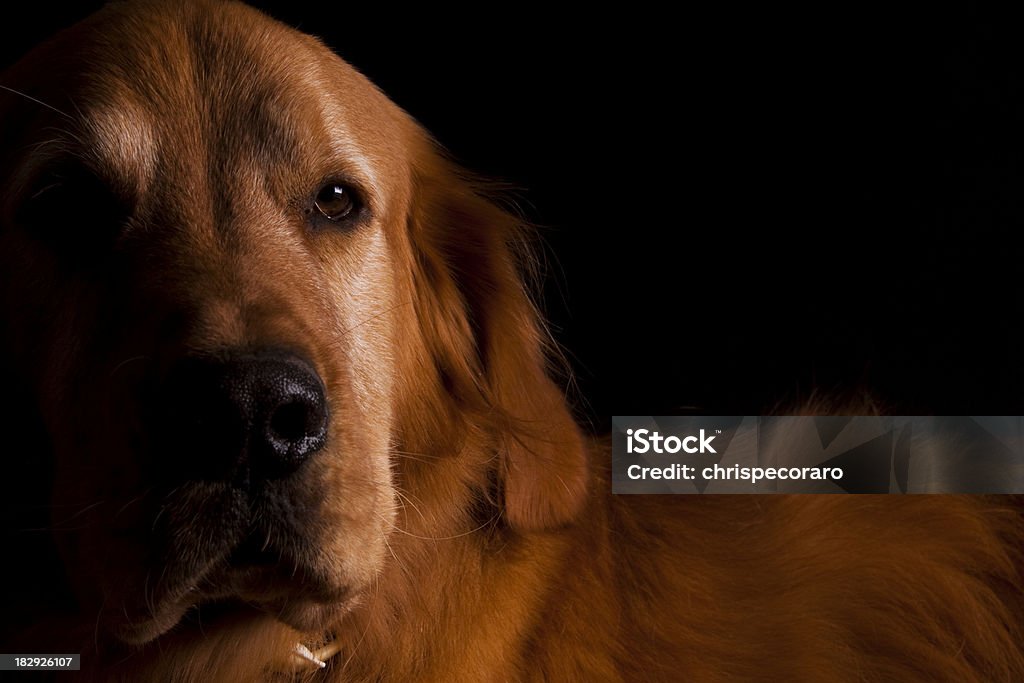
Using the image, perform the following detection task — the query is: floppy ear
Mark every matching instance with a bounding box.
[408,152,589,531]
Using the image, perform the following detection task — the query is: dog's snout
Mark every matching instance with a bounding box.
[161,350,328,484]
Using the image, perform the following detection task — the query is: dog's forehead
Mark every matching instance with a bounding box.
[7,0,412,201]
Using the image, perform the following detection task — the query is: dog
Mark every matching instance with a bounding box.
[1,1,1022,680]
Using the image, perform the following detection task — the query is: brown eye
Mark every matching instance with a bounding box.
[313,183,357,222]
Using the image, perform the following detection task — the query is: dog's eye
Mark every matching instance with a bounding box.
[313,183,358,222]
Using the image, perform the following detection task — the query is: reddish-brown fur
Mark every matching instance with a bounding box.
[1,2,1022,681]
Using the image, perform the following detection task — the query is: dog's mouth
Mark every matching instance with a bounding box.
[112,528,354,645]
[223,534,353,613]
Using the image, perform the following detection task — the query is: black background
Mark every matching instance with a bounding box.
[3,5,1024,427]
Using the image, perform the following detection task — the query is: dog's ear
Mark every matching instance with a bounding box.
[408,151,589,531]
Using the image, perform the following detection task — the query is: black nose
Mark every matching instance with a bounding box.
[159,350,329,485]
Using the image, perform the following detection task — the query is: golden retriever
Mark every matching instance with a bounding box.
[0,1,1022,681]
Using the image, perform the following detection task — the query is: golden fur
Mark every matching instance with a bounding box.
[0,2,1022,681]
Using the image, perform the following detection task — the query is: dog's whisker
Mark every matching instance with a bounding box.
[109,355,149,379]
[387,511,502,542]
[154,560,170,608]
[14,524,99,534]
[390,491,408,519]
[393,488,428,525]
[391,448,444,465]
[150,487,183,533]
[49,499,107,527]
[380,533,410,582]
[339,576,383,675]
[114,488,154,520]
[45,523,109,533]
[392,494,421,532]
[0,84,72,118]
[261,528,273,554]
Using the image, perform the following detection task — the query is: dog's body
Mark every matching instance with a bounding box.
[1,2,1022,681]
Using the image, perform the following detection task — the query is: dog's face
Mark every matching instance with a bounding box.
[0,0,587,651]
[0,1,421,644]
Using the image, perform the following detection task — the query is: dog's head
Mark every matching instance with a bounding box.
[0,0,586,646]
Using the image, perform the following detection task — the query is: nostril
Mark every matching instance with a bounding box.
[270,399,313,444]
[256,367,328,475]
